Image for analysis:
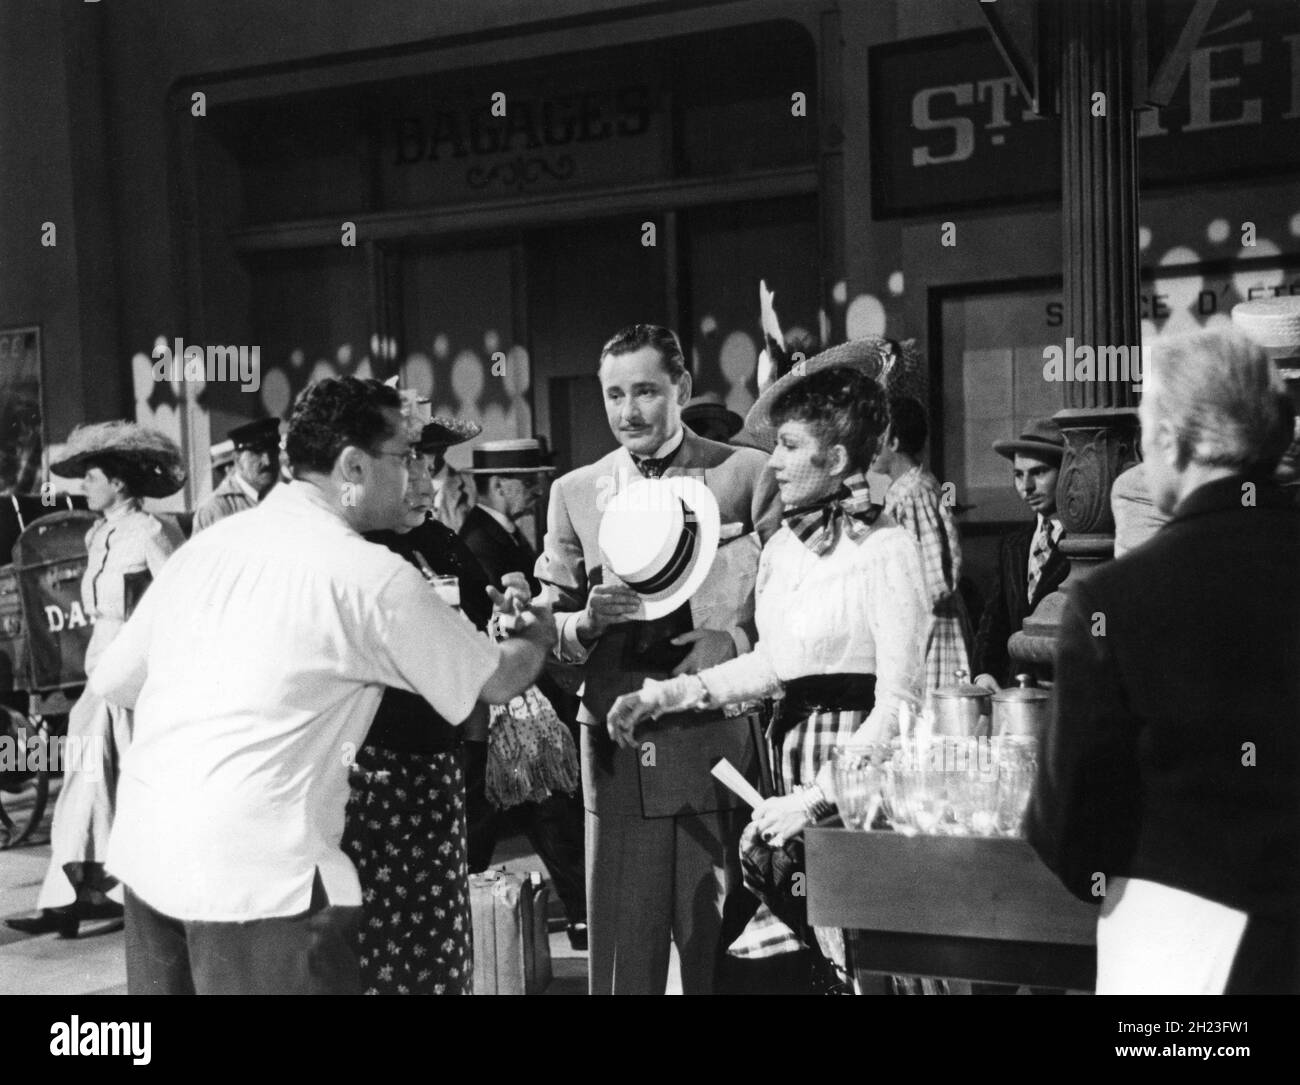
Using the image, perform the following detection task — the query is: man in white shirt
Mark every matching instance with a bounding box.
[92,377,554,995]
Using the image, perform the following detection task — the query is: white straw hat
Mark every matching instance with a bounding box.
[1231,296,1300,354]
[597,477,720,620]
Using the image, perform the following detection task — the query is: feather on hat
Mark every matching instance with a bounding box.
[50,421,187,498]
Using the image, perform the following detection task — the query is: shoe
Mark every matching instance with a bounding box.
[567,922,588,951]
[78,899,124,922]
[5,909,79,938]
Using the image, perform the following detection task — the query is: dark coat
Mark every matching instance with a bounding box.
[972,520,1069,685]
[459,505,539,594]
[362,518,495,754]
[1027,476,1300,992]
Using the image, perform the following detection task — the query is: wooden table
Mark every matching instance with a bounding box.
[805,828,1099,989]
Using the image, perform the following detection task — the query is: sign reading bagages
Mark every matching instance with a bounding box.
[469,869,553,995]
[12,511,97,691]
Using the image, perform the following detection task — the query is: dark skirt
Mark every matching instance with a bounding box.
[343,743,472,995]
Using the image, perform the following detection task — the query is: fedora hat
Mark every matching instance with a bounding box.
[992,418,1065,462]
[415,416,482,452]
[598,476,720,621]
[744,337,923,447]
[683,393,743,440]
[1231,296,1300,357]
[51,421,186,498]
[463,438,556,475]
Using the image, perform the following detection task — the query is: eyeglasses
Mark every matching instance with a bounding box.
[369,447,423,469]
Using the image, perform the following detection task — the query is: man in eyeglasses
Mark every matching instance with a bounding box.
[93,378,555,995]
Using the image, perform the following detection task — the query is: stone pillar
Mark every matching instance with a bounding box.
[1009,0,1143,674]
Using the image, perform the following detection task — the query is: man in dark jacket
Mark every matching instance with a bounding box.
[1027,327,1300,994]
[972,418,1069,688]
[460,438,589,950]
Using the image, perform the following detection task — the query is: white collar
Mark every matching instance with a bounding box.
[480,504,516,534]
[642,426,685,462]
[231,471,261,504]
[1037,513,1063,539]
[103,498,143,523]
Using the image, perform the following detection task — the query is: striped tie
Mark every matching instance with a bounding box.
[1027,517,1060,602]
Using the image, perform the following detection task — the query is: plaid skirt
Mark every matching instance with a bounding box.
[925,595,973,694]
[728,704,868,962]
[343,744,472,995]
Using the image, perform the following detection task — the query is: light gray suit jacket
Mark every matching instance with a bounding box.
[535,426,782,816]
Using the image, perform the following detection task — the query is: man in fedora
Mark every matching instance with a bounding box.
[682,393,744,445]
[459,438,590,949]
[972,418,1069,690]
[193,417,281,532]
[535,323,782,995]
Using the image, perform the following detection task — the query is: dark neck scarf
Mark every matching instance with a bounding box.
[782,472,882,555]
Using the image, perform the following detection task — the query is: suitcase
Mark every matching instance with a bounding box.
[469,869,553,995]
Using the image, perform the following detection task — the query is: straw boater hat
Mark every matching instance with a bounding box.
[744,336,924,448]
[462,438,556,475]
[598,476,721,620]
[992,418,1065,463]
[1231,296,1300,356]
[51,421,186,498]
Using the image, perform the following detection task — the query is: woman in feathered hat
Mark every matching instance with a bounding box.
[608,340,929,991]
[7,422,184,938]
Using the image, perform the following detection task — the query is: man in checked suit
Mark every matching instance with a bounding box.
[972,418,1070,689]
[535,324,782,994]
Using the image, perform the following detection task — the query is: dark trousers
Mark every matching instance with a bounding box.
[463,739,587,925]
[124,873,361,995]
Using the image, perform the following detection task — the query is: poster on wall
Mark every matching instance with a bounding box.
[0,326,44,495]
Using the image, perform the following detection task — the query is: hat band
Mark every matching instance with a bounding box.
[624,507,698,596]
[473,449,546,471]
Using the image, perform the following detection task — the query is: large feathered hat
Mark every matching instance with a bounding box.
[744,280,925,450]
[50,421,187,498]
[744,335,925,448]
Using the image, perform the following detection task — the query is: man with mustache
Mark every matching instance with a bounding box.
[193,417,281,532]
[535,324,782,994]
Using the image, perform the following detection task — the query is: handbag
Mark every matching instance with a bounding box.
[486,685,579,809]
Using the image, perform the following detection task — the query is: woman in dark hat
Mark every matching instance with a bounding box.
[608,343,929,991]
[344,412,509,995]
[8,422,184,937]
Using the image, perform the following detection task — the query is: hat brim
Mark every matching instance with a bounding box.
[745,338,910,443]
[461,465,557,475]
[600,476,721,622]
[683,409,743,439]
[49,452,187,498]
[991,439,1064,462]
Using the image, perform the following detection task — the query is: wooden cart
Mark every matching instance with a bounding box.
[0,511,97,849]
[805,828,1099,991]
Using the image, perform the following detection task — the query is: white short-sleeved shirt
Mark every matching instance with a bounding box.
[93,481,500,921]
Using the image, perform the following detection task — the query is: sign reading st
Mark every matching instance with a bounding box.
[871,2,1300,217]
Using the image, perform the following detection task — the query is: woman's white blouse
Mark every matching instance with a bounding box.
[81,501,175,673]
[697,518,928,745]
